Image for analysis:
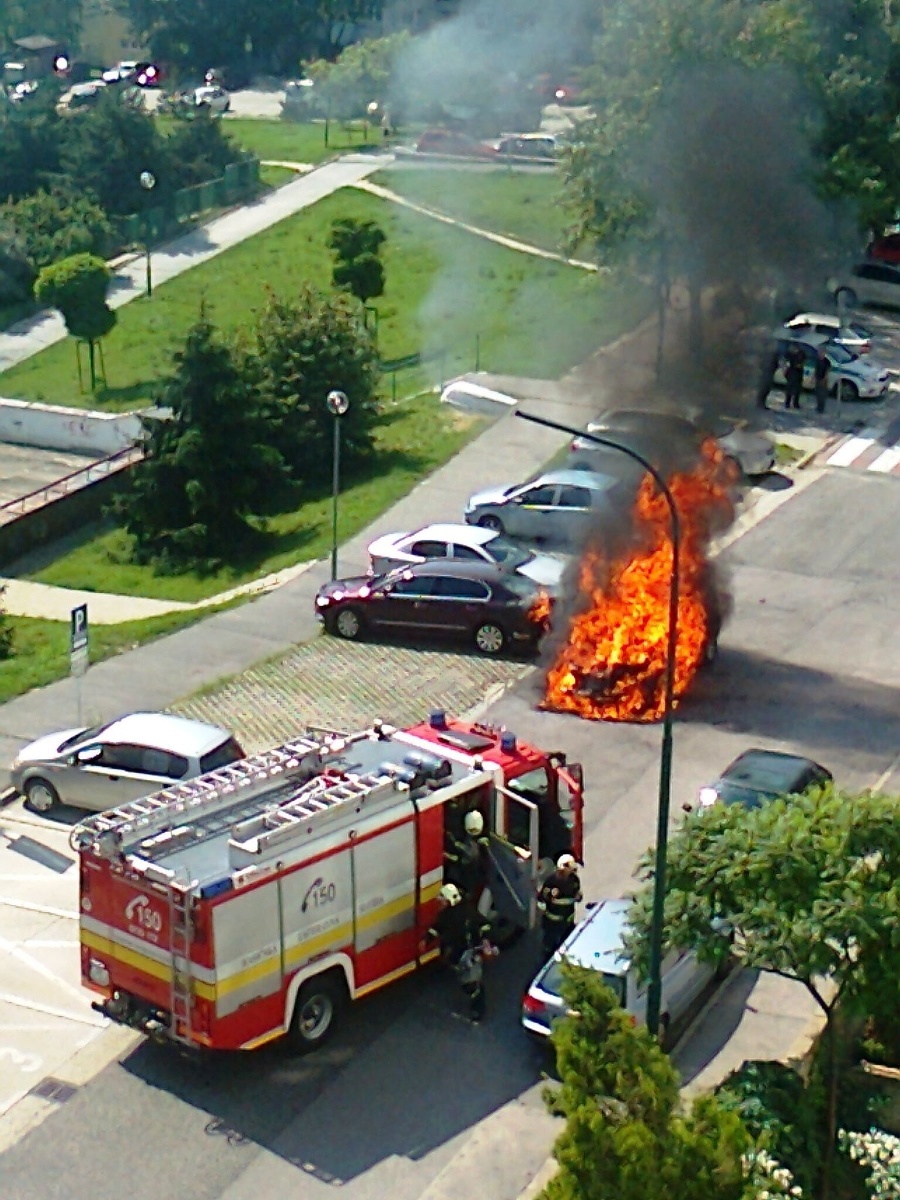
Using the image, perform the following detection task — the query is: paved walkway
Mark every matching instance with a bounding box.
[0,153,393,374]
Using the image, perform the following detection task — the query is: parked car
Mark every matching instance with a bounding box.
[367,522,567,587]
[464,469,620,545]
[521,898,719,1047]
[773,334,890,401]
[416,128,496,158]
[866,233,900,265]
[567,408,775,479]
[782,312,873,354]
[830,261,900,309]
[315,559,548,656]
[56,80,107,113]
[496,133,559,160]
[102,60,138,84]
[193,84,230,113]
[10,713,245,814]
[698,748,833,810]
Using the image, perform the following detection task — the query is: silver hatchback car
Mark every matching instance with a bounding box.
[464,469,620,547]
[522,897,718,1047]
[10,712,244,814]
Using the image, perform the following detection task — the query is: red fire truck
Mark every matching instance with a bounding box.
[71,712,583,1052]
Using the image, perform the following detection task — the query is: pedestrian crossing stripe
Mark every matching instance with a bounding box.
[823,415,900,474]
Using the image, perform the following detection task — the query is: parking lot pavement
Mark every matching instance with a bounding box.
[0,806,109,1123]
[174,637,531,751]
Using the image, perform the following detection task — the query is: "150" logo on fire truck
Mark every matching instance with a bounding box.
[301,877,336,913]
[125,894,162,936]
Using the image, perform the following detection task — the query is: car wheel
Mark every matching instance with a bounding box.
[473,621,506,655]
[25,778,60,814]
[836,380,859,401]
[477,515,504,534]
[287,974,345,1053]
[835,286,857,308]
[329,606,364,640]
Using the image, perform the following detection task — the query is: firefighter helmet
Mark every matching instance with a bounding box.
[464,811,484,836]
[439,883,462,906]
[557,854,577,871]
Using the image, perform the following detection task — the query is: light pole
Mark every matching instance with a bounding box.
[327,390,350,580]
[514,408,681,1039]
[139,170,156,297]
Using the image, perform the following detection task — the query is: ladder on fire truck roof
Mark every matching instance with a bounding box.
[68,731,372,853]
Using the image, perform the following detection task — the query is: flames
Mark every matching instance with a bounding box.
[528,590,554,628]
[542,439,737,723]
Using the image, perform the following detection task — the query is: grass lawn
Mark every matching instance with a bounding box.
[373,167,579,254]
[24,396,485,601]
[219,117,341,165]
[0,606,232,705]
[0,188,651,411]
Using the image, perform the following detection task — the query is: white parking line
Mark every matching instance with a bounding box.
[0,932,90,1005]
[0,993,105,1026]
[0,897,78,919]
[873,750,900,794]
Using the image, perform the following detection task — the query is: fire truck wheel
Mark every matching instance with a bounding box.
[24,778,60,813]
[330,606,364,640]
[473,621,506,655]
[288,975,345,1052]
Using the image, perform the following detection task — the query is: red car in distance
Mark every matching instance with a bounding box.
[416,128,497,158]
[867,232,900,265]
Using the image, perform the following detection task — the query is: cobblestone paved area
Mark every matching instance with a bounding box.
[173,635,531,751]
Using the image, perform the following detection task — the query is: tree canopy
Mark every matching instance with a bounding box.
[113,317,291,573]
[626,786,900,1193]
[34,252,116,388]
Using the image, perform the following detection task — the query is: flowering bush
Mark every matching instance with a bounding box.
[743,1147,804,1198]
[840,1128,900,1199]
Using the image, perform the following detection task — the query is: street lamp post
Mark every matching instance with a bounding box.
[139,170,156,297]
[514,408,681,1038]
[327,390,350,580]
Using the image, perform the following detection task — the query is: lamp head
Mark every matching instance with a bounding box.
[326,390,350,416]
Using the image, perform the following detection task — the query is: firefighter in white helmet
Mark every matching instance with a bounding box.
[537,853,582,957]
[424,882,494,1023]
[444,806,490,913]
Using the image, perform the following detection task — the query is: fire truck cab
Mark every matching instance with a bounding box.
[72,712,582,1052]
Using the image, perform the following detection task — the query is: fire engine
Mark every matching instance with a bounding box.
[71,712,583,1052]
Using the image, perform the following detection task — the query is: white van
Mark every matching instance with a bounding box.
[521,897,720,1047]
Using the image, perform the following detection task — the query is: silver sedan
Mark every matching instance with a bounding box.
[464,469,621,546]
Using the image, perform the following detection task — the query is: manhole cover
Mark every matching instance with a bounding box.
[29,1078,78,1104]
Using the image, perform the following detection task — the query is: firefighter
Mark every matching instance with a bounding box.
[537,854,582,957]
[424,883,476,964]
[445,809,490,906]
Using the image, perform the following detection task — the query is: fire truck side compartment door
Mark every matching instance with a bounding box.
[212,881,282,1019]
[351,819,417,958]
[489,786,539,929]
[556,763,584,863]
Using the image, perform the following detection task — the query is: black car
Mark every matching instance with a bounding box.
[698,749,833,810]
[315,559,548,656]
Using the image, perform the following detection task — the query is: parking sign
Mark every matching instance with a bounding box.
[70,604,89,675]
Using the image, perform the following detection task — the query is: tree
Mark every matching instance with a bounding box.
[626,787,900,1200]
[328,217,386,305]
[0,584,14,661]
[0,90,64,202]
[252,285,381,487]
[161,109,240,187]
[305,31,411,122]
[112,317,290,573]
[3,188,114,272]
[542,963,801,1200]
[34,252,116,390]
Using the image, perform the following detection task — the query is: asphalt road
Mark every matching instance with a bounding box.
[1,462,898,1200]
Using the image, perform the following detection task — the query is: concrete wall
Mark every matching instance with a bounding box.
[0,399,142,456]
[0,469,131,568]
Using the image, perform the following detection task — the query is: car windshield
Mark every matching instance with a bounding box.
[717,781,771,809]
[58,721,114,751]
[827,343,855,365]
[500,573,541,600]
[540,959,626,1006]
[483,534,531,567]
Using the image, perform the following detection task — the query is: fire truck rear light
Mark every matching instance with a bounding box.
[88,958,110,986]
[500,732,517,753]
[199,877,233,900]
[429,710,448,730]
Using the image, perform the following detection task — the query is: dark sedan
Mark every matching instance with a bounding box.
[315,560,548,656]
[698,748,833,810]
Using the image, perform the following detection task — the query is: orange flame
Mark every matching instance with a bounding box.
[528,589,554,628]
[542,439,737,723]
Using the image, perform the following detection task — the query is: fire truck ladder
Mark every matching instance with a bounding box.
[168,882,194,1043]
[69,732,372,856]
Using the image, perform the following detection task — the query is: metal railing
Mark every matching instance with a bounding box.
[0,444,143,523]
